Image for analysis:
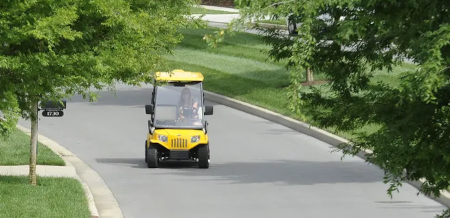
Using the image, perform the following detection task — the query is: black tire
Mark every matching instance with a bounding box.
[145,140,148,163]
[146,145,159,168]
[198,144,210,169]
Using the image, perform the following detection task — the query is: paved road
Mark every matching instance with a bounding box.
[19,83,446,218]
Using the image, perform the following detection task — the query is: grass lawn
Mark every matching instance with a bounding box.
[0,128,65,166]
[0,176,91,218]
[191,6,238,14]
[162,27,415,141]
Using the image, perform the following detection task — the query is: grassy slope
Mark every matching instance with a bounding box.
[163,27,415,140]
[0,176,91,218]
[0,129,65,166]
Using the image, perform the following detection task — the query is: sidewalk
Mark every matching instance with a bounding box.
[0,165,77,178]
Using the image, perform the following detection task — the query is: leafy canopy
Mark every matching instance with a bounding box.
[0,0,205,135]
[210,0,450,217]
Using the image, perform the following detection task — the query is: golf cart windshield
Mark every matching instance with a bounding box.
[154,81,204,129]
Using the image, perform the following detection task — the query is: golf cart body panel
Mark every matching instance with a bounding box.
[147,129,209,150]
[144,69,212,168]
[154,69,204,82]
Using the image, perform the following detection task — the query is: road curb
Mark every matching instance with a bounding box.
[203,90,450,208]
[16,124,124,218]
[254,22,287,30]
[206,20,287,31]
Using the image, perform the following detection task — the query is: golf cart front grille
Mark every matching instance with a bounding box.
[171,138,188,149]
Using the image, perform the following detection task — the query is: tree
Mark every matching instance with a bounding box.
[207,0,450,217]
[0,0,204,185]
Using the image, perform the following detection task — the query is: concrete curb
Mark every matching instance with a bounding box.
[205,19,287,31]
[203,90,450,208]
[16,124,124,218]
[254,22,287,30]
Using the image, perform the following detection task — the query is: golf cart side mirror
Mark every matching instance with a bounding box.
[203,120,208,134]
[148,119,153,128]
[148,120,154,134]
[145,104,154,114]
[204,105,213,115]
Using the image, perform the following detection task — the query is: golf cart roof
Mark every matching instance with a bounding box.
[154,69,204,82]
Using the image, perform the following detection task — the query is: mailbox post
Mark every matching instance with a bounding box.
[36,100,67,154]
[40,100,66,117]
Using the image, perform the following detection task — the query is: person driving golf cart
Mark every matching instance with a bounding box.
[144,69,214,169]
[178,87,199,119]
[177,87,202,126]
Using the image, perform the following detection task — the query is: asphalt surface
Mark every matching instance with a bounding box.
[19,83,446,218]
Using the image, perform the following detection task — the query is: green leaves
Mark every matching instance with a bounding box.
[218,0,450,217]
[0,0,200,134]
[28,5,83,48]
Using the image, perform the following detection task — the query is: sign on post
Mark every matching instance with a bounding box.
[40,100,67,118]
[42,110,64,117]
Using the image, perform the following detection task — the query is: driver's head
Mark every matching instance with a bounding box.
[181,88,191,100]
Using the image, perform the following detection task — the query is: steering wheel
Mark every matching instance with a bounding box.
[180,106,198,118]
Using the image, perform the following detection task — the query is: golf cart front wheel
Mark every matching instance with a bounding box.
[198,144,209,169]
[145,140,148,163]
[146,146,159,168]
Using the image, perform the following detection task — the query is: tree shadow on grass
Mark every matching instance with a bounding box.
[164,61,284,98]
[0,176,27,184]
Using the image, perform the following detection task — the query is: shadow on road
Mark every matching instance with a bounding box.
[96,158,148,168]
[376,204,444,213]
[65,87,153,107]
[62,87,221,107]
[95,158,199,169]
[96,158,386,185]
[258,128,302,135]
[157,159,387,186]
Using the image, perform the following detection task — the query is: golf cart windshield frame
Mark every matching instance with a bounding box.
[153,81,205,129]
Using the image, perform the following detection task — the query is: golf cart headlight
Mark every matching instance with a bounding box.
[158,135,168,142]
[191,135,200,143]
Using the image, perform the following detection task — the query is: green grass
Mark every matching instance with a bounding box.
[191,6,238,14]
[163,27,415,141]
[0,176,91,218]
[0,128,65,166]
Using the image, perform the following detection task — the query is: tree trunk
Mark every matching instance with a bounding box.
[306,67,314,82]
[29,99,38,185]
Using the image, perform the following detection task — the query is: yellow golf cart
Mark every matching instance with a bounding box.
[144,69,213,168]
